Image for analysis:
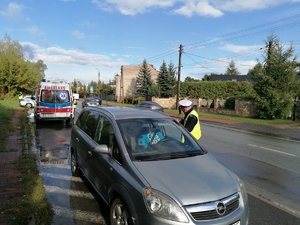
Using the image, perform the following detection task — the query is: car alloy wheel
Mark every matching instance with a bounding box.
[71,151,80,177]
[110,198,132,225]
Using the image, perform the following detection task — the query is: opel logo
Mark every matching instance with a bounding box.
[215,201,226,215]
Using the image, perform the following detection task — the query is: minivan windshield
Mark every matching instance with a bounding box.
[118,118,205,161]
[41,90,70,103]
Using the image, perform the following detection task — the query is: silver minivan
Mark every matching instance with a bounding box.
[70,106,249,225]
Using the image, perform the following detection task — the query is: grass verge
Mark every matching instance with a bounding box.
[0,100,53,225]
[103,100,299,126]
[0,102,14,151]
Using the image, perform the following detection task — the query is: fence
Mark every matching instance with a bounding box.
[152,97,257,118]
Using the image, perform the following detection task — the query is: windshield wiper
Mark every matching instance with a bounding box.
[155,153,198,160]
[136,152,200,161]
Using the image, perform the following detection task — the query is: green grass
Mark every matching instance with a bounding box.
[13,154,53,225]
[0,100,53,225]
[0,98,20,109]
[0,105,14,151]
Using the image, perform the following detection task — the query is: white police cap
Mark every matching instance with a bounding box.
[179,99,192,107]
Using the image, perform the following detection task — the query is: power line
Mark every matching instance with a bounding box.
[131,48,178,65]
[184,13,300,50]
[129,13,300,74]
[183,52,220,74]
[184,47,264,65]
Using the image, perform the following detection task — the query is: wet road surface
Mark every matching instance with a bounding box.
[30,109,300,224]
[33,120,109,224]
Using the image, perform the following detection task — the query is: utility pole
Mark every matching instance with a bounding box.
[96,68,100,96]
[176,44,183,110]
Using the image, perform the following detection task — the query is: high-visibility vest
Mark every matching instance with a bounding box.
[73,99,77,108]
[183,109,201,140]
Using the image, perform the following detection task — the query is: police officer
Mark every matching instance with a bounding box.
[178,99,202,140]
[18,92,23,102]
[73,98,77,116]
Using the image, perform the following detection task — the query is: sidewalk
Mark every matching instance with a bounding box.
[168,113,300,141]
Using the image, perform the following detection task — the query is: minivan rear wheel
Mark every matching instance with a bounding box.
[71,150,80,177]
[110,198,132,225]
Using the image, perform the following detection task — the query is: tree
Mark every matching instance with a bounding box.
[136,59,153,99]
[33,59,47,78]
[157,61,174,98]
[167,62,177,96]
[247,62,264,76]
[101,83,114,95]
[202,74,212,81]
[225,60,241,75]
[252,34,298,119]
[0,34,44,97]
[184,76,198,82]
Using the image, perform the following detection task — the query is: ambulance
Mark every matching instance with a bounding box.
[34,79,75,124]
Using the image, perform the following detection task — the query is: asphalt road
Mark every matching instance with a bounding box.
[30,105,300,225]
[200,123,300,220]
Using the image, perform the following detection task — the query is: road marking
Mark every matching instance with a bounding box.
[40,172,82,182]
[248,144,296,156]
[52,205,106,224]
[44,185,95,199]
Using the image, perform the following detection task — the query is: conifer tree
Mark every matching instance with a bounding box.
[247,62,264,76]
[167,62,177,96]
[157,61,171,97]
[136,59,153,99]
[225,60,241,75]
[252,34,298,119]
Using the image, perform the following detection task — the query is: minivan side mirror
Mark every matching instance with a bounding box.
[93,144,109,154]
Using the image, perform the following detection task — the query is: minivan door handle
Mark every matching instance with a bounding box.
[87,151,92,157]
[76,138,79,142]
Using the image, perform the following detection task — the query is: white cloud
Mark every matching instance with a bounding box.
[21,42,127,83]
[220,43,264,55]
[212,0,300,12]
[92,0,299,17]
[0,2,24,20]
[70,30,86,39]
[21,42,127,67]
[92,0,175,15]
[24,25,45,37]
[173,1,223,18]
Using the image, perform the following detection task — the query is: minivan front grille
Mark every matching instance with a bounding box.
[185,193,240,221]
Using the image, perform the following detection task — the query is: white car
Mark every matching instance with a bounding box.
[20,96,35,108]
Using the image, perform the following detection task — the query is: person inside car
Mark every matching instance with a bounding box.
[137,124,164,148]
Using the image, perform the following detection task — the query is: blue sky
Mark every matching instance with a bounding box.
[1,0,300,84]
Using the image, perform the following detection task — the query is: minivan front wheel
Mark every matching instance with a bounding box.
[110,198,132,225]
[71,150,80,177]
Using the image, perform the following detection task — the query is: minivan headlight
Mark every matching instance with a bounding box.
[237,177,248,203]
[143,188,189,223]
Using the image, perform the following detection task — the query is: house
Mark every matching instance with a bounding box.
[115,64,159,102]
